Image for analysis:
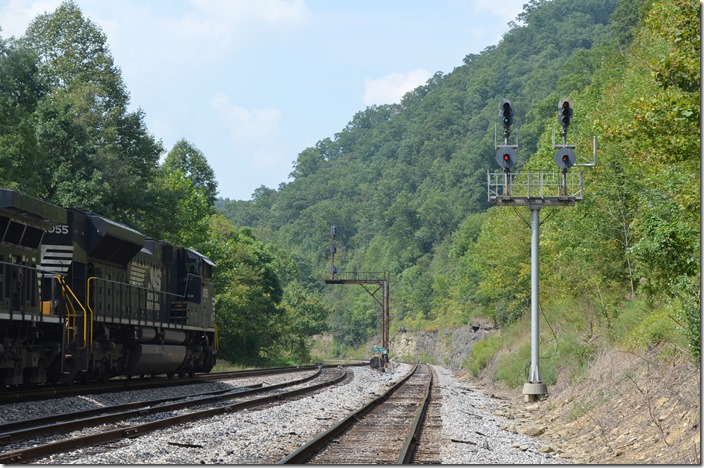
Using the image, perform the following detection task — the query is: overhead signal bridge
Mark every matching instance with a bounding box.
[326,225,390,368]
[325,271,390,369]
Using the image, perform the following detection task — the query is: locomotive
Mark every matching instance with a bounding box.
[0,188,217,386]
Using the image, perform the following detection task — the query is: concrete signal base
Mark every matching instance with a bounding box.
[523,382,548,402]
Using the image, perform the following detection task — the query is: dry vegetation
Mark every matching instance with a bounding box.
[471,343,700,464]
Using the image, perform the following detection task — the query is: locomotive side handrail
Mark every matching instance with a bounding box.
[0,259,49,319]
[87,275,202,327]
[55,275,92,350]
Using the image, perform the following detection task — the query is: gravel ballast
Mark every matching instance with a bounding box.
[5,364,567,464]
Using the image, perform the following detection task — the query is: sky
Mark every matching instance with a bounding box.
[0,0,527,201]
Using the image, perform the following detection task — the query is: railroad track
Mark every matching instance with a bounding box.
[0,366,349,464]
[409,365,444,463]
[277,363,433,464]
[0,364,334,404]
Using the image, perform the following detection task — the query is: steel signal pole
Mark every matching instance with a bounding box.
[525,205,547,397]
[488,97,595,402]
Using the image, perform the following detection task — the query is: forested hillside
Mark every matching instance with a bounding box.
[0,0,330,366]
[0,0,698,375]
[219,0,700,375]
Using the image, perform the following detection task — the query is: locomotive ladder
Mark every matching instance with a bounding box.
[54,276,93,353]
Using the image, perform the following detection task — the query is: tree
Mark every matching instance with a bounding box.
[21,0,162,222]
[138,168,211,249]
[263,283,331,363]
[0,36,46,193]
[207,215,284,364]
[164,139,218,208]
[22,0,127,109]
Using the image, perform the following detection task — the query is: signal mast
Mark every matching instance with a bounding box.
[487,97,596,401]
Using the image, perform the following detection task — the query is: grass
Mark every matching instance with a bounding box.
[212,359,254,372]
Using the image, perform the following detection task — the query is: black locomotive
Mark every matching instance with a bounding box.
[0,188,217,386]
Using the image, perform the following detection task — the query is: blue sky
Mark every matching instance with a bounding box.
[1,0,526,200]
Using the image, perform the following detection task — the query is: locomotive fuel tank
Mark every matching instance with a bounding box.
[126,344,187,376]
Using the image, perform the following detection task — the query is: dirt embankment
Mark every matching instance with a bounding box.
[473,345,700,464]
[386,329,700,464]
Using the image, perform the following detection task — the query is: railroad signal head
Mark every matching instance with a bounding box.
[554,147,576,169]
[496,146,517,169]
[558,99,573,127]
[499,99,513,129]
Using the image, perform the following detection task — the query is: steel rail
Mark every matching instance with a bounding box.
[0,367,348,464]
[276,364,430,464]
[0,363,340,404]
[1,364,352,441]
[397,365,433,463]
[0,381,273,443]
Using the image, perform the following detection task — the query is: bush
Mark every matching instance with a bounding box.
[464,335,503,377]
[621,307,684,353]
[495,341,532,388]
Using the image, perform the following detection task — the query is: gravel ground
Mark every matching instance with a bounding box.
[6,364,567,464]
[432,365,565,464]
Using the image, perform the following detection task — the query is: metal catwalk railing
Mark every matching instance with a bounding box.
[487,170,584,202]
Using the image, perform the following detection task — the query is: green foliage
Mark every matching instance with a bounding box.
[206,214,284,364]
[138,168,212,249]
[163,139,219,208]
[3,0,697,372]
[670,275,701,361]
[4,0,163,225]
[0,38,46,193]
[478,212,531,324]
[262,282,331,364]
[465,335,503,377]
[495,341,532,388]
[621,307,684,352]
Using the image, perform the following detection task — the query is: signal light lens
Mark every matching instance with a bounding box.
[500,100,513,128]
[554,147,575,169]
[559,99,572,127]
[496,146,516,169]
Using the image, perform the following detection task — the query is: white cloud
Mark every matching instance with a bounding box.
[211,92,287,172]
[468,0,526,24]
[362,69,433,106]
[0,0,61,37]
[211,92,281,141]
[158,0,310,63]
